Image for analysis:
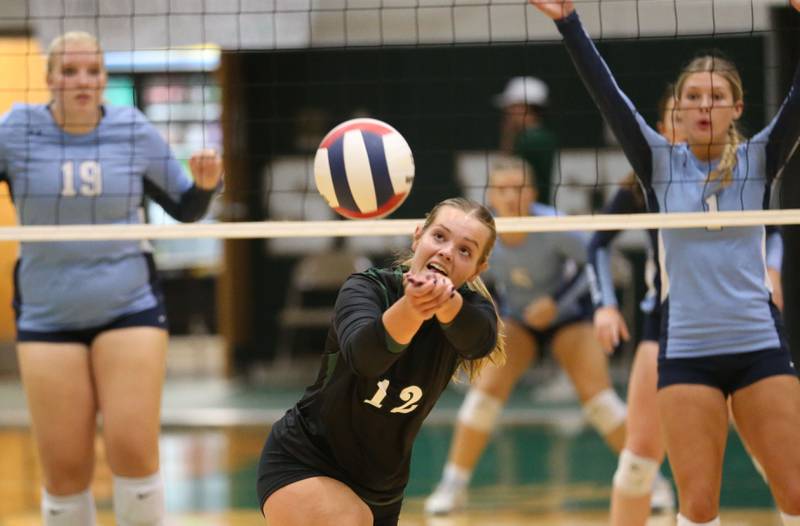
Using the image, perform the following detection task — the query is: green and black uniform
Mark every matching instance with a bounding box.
[257,266,498,525]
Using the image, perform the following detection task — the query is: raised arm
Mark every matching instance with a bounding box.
[528,0,657,185]
[335,274,411,377]
[139,113,222,222]
[765,55,800,180]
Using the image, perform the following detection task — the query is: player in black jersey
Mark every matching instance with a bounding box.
[256,197,504,526]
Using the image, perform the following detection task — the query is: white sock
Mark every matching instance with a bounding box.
[441,462,471,489]
[42,488,96,526]
[113,472,165,526]
[782,512,800,526]
[677,513,720,526]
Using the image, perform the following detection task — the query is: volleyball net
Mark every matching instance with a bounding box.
[0,0,799,362]
[0,0,798,242]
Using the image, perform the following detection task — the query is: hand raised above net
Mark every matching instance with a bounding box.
[528,0,575,20]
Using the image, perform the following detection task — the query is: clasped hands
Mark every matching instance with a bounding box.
[403,271,459,320]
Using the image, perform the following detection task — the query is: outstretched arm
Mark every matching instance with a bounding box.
[765,60,800,179]
[757,1,800,180]
[528,0,657,186]
[585,188,644,352]
[529,0,575,19]
[335,273,451,377]
[143,120,223,222]
[382,271,455,345]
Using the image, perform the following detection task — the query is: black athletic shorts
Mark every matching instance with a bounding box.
[17,303,168,345]
[515,295,594,350]
[639,310,661,343]
[257,431,403,526]
[658,347,797,396]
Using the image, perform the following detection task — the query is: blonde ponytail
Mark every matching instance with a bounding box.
[708,124,742,188]
[457,275,506,382]
[676,54,744,189]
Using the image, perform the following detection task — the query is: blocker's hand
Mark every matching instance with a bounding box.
[189,148,223,190]
[528,0,575,20]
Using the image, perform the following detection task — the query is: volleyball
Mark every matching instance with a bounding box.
[314,118,415,219]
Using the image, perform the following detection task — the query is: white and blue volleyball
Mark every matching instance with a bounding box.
[314,118,415,219]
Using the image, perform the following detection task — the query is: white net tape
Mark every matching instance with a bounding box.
[2,208,799,242]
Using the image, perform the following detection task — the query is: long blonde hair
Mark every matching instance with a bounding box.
[46,31,104,75]
[400,197,506,381]
[676,54,743,187]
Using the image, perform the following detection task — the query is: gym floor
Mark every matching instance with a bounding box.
[0,338,779,525]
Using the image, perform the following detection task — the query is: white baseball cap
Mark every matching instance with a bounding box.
[492,76,549,107]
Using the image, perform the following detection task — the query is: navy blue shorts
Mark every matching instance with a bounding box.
[257,431,403,526]
[516,296,593,350]
[640,310,661,343]
[16,303,168,346]
[657,347,797,396]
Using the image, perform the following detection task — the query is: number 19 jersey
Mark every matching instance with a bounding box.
[0,104,207,331]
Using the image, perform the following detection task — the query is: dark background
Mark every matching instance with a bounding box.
[774,5,800,367]
[218,25,796,370]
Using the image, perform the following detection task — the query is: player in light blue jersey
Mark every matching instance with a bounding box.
[531,1,800,525]
[589,86,784,525]
[425,155,629,515]
[0,32,222,526]
[588,86,682,525]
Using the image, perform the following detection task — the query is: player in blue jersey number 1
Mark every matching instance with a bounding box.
[529,0,800,525]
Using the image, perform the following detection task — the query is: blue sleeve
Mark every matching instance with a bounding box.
[555,12,660,186]
[139,121,215,222]
[553,271,590,324]
[552,231,590,321]
[763,60,800,181]
[0,111,11,185]
[766,226,783,271]
[587,187,642,308]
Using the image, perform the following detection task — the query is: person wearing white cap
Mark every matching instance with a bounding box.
[495,76,558,205]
